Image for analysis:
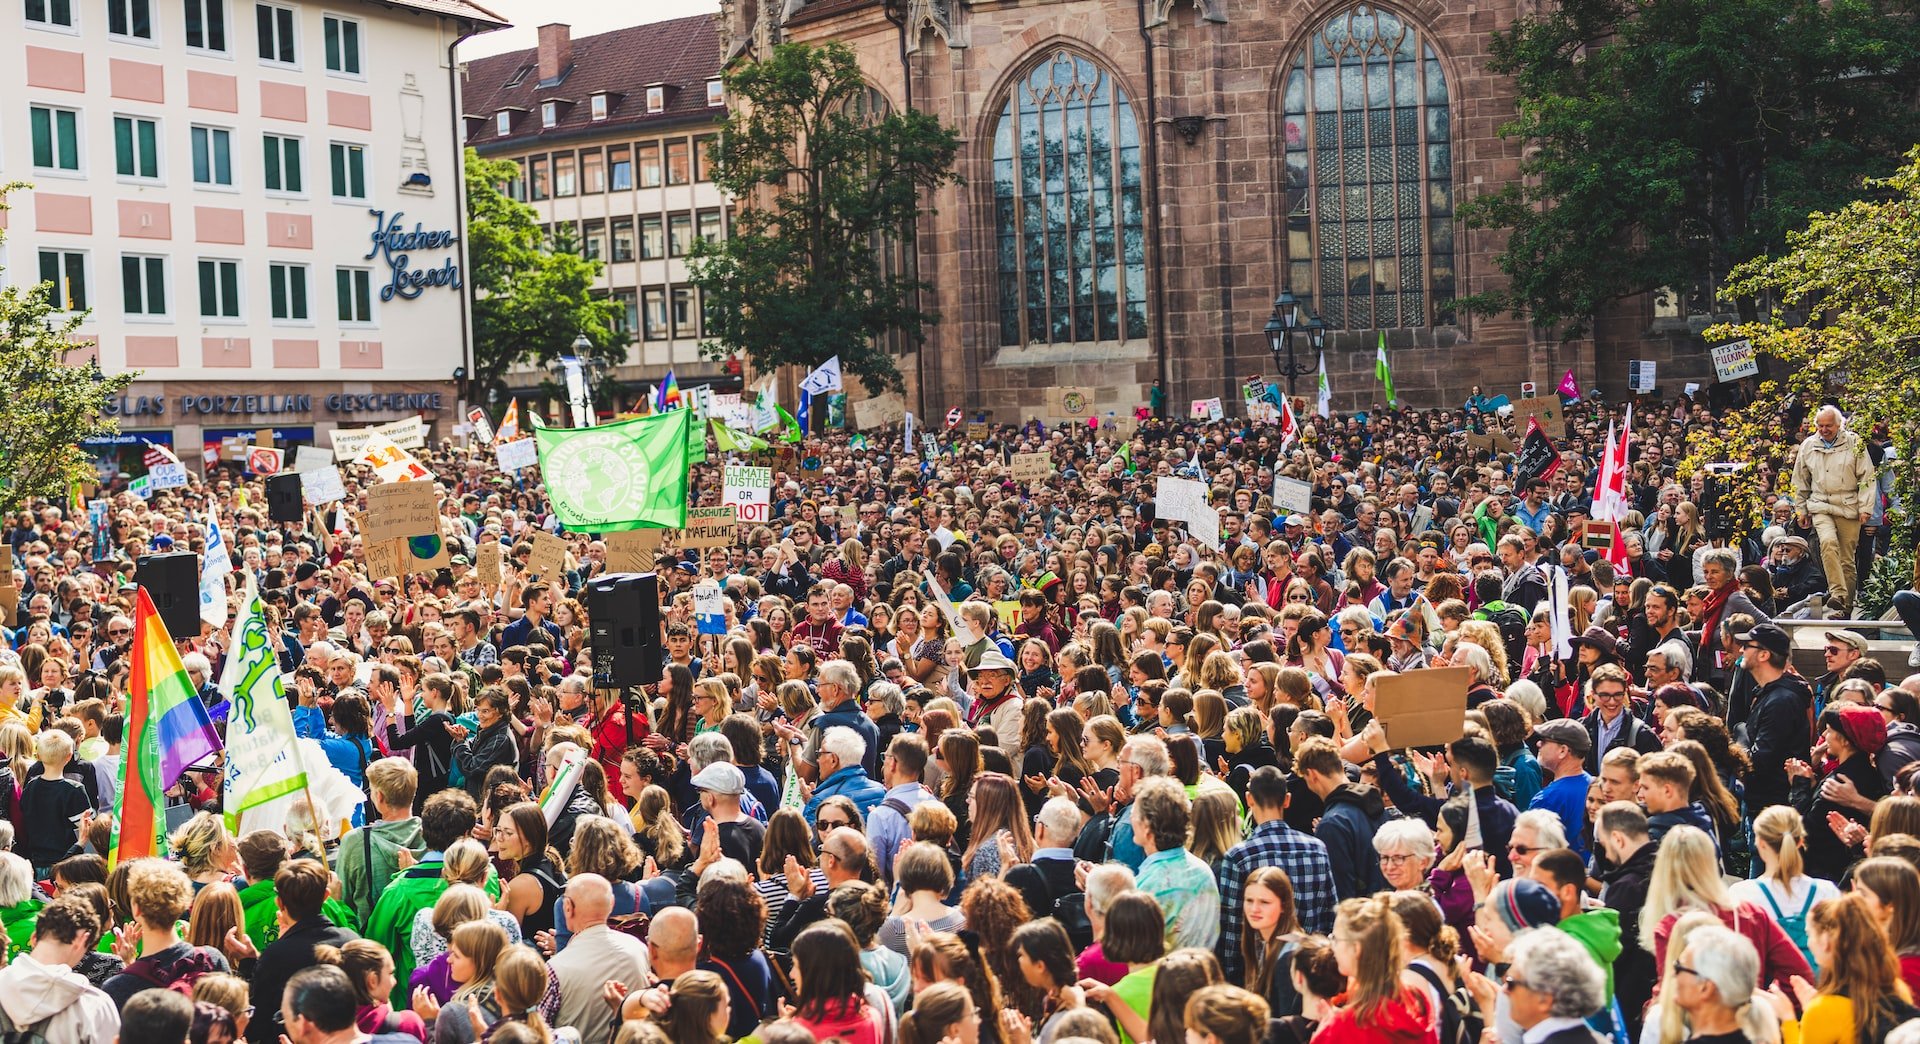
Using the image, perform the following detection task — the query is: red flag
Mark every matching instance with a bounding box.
[1279,397,1299,450]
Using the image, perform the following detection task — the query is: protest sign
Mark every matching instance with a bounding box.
[1711,339,1759,382]
[853,392,906,428]
[299,466,346,505]
[0,574,16,627]
[965,421,989,442]
[1628,360,1658,393]
[604,529,660,573]
[247,446,284,475]
[1511,395,1566,438]
[330,417,427,459]
[525,530,568,579]
[466,407,495,444]
[364,540,406,582]
[693,584,727,635]
[1190,397,1224,421]
[362,480,439,546]
[1155,477,1210,524]
[495,438,539,472]
[1374,666,1472,748]
[149,461,189,490]
[1273,476,1313,516]
[682,506,739,549]
[357,434,432,482]
[474,542,506,586]
[293,445,333,473]
[723,465,772,524]
[220,436,250,462]
[1011,453,1052,484]
[1059,388,1094,418]
[1185,506,1221,550]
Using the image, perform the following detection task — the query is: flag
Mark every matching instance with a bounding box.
[903,412,915,454]
[800,356,843,396]
[539,749,588,827]
[1547,564,1573,660]
[751,389,779,433]
[685,407,708,465]
[496,399,522,443]
[659,370,681,411]
[1557,368,1581,401]
[711,419,768,453]
[1591,420,1618,520]
[1111,441,1134,475]
[1516,416,1562,484]
[531,410,692,531]
[1278,397,1299,451]
[199,517,232,629]
[796,392,812,437]
[112,588,223,868]
[774,404,803,444]
[1375,332,1396,406]
[1593,406,1632,523]
[220,575,311,833]
[1316,352,1333,419]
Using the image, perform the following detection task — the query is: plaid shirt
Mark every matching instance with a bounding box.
[1215,818,1336,982]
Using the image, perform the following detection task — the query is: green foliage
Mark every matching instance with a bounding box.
[1455,0,1920,335]
[0,183,136,517]
[1861,545,1914,622]
[465,148,626,397]
[688,42,961,395]
[1682,148,1920,536]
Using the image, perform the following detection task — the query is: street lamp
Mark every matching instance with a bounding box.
[1266,287,1321,397]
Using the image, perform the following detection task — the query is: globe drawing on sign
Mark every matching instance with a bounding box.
[546,432,646,519]
[407,535,442,561]
[1062,391,1089,416]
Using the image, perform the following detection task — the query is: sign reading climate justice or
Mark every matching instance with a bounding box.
[366,209,462,302]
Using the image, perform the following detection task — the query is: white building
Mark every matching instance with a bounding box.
[2,0,506,469]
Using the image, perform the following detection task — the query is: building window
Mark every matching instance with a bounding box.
[1282,4,1454,329]
[323,14,362,75]
[591,94,608,121]
[581,148,605,193]
[706,79,724,107]
[611,288,637,334]
[263,133,302,193]
[500,161,525,201]
[528,156,549,201]
[197,258,241,319]
[25,0,75,29]
[541,101,558,128]
[582,219,605,261]
[667,214,692,257]
[697,209,723,244]
[645,86,664,113]
[665,139,690,185]
[191,126,232,186]
[642,287,667,340]
[671,286,697,338]
[121,255,166,316]
[107,0,151,39]
[694,135,717,182]
[991,50,1147,346]
[639,216,663,260]
[30,105,81,172]
[610,217,634,262]
[336,267,372,322]
[553,152,576,197]
[329,142,366,199]
[37,250,88,311]
[256,2,295,64]
[269,261,308,320]
[637,142,661,188]
[495,111,512,136]
[114,115,161,181]
[609,145,631,190]
[184,0,225,50]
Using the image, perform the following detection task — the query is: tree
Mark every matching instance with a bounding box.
[688,42,961,395]
[1455,0,1920,335]
[464,148,626,399]
[1682,148,1920,532]
[0,183,136,517]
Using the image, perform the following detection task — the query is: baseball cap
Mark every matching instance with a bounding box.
[1532,719,1592,756]
[690,762,745,796]
[1734,623,1792,662]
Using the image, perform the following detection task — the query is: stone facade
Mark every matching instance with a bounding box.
[732,0,1722,420]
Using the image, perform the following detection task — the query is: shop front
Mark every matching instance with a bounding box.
[101,380,460,473]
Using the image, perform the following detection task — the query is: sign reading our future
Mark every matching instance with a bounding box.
[366,209,461,302]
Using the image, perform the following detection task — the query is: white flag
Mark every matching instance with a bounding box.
[1548,564,1573,660]
[801,356,844,396]
[199,517,233,629]
[220,574,314,833]
[1316,352,1333,419]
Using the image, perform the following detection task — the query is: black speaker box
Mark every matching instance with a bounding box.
[266,473,304,523]
[137,552,202,638]
[587,572,662,689]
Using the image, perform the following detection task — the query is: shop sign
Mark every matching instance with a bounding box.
[104,391,448,419]
[366,209,461,302]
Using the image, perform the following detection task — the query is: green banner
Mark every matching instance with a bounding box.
[531,410,691,531]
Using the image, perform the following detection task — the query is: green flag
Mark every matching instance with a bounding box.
[532,411,691,530]
[1375,331,1396,406]
[774,404,804,444]
[711,419,769,453]
[685,408,707,465]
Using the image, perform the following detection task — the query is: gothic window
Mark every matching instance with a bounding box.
[992,51,1147,347]
[1282,5,1454,330]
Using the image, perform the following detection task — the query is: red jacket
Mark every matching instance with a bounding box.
[1312,986,1439,1044]
[1653,901,1813,991]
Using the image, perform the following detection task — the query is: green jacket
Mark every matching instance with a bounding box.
[332,816,426,926]
[236,877,360,953]
[364,858,501,1008]
[1,899,43,961]
[1559,908,1623,1000]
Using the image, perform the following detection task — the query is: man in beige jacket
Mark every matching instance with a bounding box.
[1792,405,1876,615]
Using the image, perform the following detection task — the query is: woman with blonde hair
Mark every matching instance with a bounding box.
[480,945,556,1044]
[1643,826,1811,990]
[413,918,510,1036]
[410,880,519,985]
[690,677,731,734]
[1763,893,1914,1044]
[169,811,241,890]
[1198,650,1247,706]
[1731,806,1839,973]
[1189,785,1244,865]
[628,784,688,871]
[1455,619,1512,687]
[1189,690,1230,767]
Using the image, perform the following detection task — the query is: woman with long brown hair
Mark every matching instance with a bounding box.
[490,802,564,938]
[961,772,1035,883]
[1237,866,1304,1016]
[938,728,983,853]
[1764,892,1915,1043]
[1313,894,1436,1043]
[1850,856,1920,999]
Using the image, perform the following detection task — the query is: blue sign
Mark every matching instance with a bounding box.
[366,209,462,302]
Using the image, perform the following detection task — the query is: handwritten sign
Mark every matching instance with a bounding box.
[331,417,428,460]
[149,461,189,490]
[0,574,16,627]
[965,421,989,442]
[474,542,505,586]
[300,466,346,505]
[525,530,568,579]
[364,539,407,581]
[362,480,439,545]
[1374,666,1472,748]
[1712,339,1758,382]
[604,529,661,573]
[1190,397,1224,421]
[1273,476,1313,516]
[1155,477,1210,525]
[1011,452,1052,484]
[1510,395,1565,438]
[693,583,727,635]
[852,392,906,428]
[723,465,772,524]
[293,445,333,473]
[681,506,739,550]
[495,437,539,472]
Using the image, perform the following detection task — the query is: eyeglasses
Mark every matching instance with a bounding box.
[817,818,850,830]
[1508,844,1543,855]
[1594,689,1627,701]
[1378,852,1422,865]
[1672,964,1700,979]
[1501,976,1532,992]
[1288,595,1311,603]
[1823,646,1848,656]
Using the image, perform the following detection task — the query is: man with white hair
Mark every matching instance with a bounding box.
[1006,797,1084,920]
[792,659,879,780]
[801,726,885,823]
[1792,405,1875,615]
[1642,640,1693,693]
[548,873,648,1044]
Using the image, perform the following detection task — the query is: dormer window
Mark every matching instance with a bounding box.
[496,110,512,135]
[646,86,665,113]
[591,93,609,121]
[541,101,559,128]
[707,80,724,106]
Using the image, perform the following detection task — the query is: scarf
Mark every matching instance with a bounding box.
[1698,581,1736,653]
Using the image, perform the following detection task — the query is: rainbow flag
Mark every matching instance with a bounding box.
[111,588,223,867]
[659,370,682,411]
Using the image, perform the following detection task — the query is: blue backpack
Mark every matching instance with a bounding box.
[1758,881,1820,973]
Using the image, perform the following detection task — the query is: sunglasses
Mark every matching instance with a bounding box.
[816,818,850,830]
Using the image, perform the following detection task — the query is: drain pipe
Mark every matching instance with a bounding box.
[1136,0,1171,418]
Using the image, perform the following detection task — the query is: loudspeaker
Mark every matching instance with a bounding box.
[136,552,201,639]
[587,572,662,689]
[266,473,304,523]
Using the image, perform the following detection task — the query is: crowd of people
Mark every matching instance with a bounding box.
[0,387,1915,1044]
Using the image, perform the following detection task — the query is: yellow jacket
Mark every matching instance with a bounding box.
[1784,995,1854,1044]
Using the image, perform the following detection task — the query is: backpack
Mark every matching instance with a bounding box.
[1758,880,1820,973]
[607,882,652,943]
[0,1004,55,1044]
[1408,960,1482,1044]
[1481,603,1530,667]
[127,945,223,997]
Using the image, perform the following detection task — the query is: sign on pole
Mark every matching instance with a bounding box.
[1627,360,1657,394]
[722,465,772,524]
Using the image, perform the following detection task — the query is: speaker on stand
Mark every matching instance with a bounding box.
[265,473,304,523]
[586,571,663,756]
[136,552,202,639]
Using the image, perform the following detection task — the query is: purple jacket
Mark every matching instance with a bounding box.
[410,951,457,1003]
[1429,866,1478,962]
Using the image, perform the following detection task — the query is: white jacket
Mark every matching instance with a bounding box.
[0,953,120,1044]
[1793,430,1875,519]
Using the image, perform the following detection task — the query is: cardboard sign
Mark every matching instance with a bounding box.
[1190,397,1224,421]
[681,505,739,549]
[300,466,346,505]
[1511,395,1565,438]
[852,392,906,428]
[364,539,406,582]
[1466,432,1494,454]
[604,529,661,573]
[0,575,16,628]
[1712,339,1759,382]
[362,480,440,545]
[220,436,250,462]
[1011,452,1052,484]
[330,417,428,460]
[1273,476,1313,516]
[965,421,989,442]
[402,532,452,573]
[247,446,284,475]
[474,542,506,586]
[293,445,333,473]
[495,437,539,472]
[1059,388,1094,418]
[1373,666,1472,749]
[526,530,569,579]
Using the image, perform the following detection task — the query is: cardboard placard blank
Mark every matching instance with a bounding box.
[525,530,568,579]
[1011,452,1052,483]
[604,529,661,573]
[362,480,440,545]
[1373,666,1472,749]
